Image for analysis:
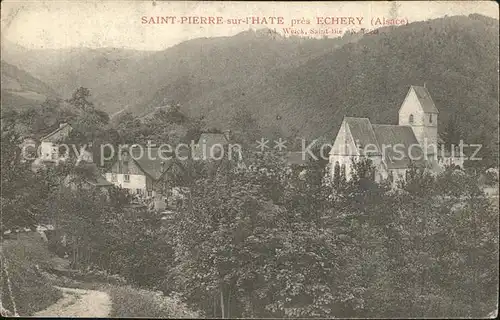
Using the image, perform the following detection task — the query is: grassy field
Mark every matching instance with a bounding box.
[1,232,63,316]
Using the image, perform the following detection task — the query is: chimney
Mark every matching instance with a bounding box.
[160,161,165,173]
[423,82,427,88]
[223,129,231,141]
[59,122,67,128]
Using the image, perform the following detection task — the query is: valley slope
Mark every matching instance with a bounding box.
[2,14,498,153]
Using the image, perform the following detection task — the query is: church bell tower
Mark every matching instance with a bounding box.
[398,85,439,154]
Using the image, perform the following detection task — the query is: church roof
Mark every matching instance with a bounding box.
[411,85,439,114]
[338,117,429,169]
[372,124,427,169]
[344,117,380,155]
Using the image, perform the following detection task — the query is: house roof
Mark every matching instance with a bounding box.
[372,124,427,169]
[197,133,229,147]
[73,162,114,187]
[127,147,188,180]
[411,85,439,114]
[40,123,72,142]
[193,132,230,159]
[344,117,380,155]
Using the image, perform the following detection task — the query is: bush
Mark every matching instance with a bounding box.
[106,285,199,318]
[71,268,127,286]
[483,171,499,187]
[1,232,63,315]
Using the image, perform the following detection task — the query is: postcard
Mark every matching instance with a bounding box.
[1,1,498,318]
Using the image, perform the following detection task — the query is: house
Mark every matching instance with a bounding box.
[39,123,73,162]
[32,122,94,172]
[192,130,233,160]
[105,146,188,210]
[192,130,245,177]
[63,162,114,192]
[329,85,464,186]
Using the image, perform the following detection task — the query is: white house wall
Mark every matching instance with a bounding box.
[40,142,55,160]
[105,173,147,192]
[40,141,70,162]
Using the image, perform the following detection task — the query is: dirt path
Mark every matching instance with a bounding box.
[33,286,111,317]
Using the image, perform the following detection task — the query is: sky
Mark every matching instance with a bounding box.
[1,0,498,51]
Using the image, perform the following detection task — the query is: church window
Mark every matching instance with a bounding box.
[409,114,414,124]
[341,163,346,179]
[334,161,340,181]
[429,114,433,123]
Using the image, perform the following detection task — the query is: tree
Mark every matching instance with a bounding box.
[443,114,461,148]
[67,87,93,111]
[28,141,496,319]
[164,153,379,318]
[0,112,45,231]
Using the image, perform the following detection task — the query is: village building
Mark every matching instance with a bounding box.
[32,122,94,173]
[329,85,464,186]
[27,122,111,195]
[63,162,114,192]
[105,146,189,210]
[39,123,73,162]
[192,130,234,160]
[192,130,246,175]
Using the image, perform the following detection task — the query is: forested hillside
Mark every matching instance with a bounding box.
[141,14,499,155]
[277,14,499,141]
[1,61,58,110]
[2,14,498,161]
[0,41,155,112]
[1,31,353,116]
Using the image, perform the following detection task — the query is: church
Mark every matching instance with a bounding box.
[328,85,464,186]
